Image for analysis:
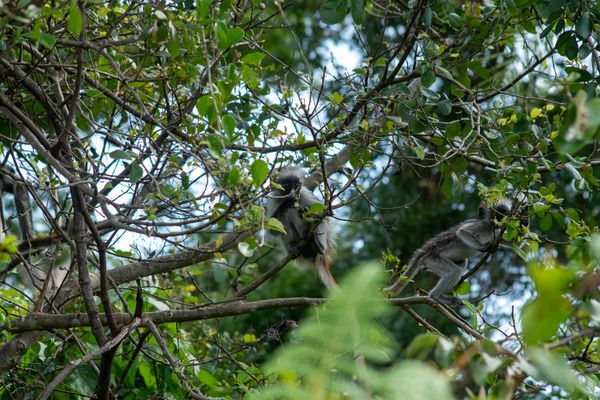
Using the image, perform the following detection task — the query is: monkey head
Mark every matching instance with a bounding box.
[478,199,511,225]
[479,198,529,228]
[273,166,304,199]
[492,201,511,224]
[277,175,301,198]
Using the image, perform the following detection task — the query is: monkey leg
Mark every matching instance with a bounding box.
[427,257,464,305]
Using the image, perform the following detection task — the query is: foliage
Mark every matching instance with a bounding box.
[0,0,598,398]
[251,264,597,399]
[250,264,455,400]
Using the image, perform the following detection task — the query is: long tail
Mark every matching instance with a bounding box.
[315,252,337,289]
[383,262,421,296]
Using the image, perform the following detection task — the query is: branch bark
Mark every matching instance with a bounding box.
[2,296,438,333]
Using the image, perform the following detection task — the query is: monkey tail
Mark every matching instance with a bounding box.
[315,251,337,290]
[383,260,421,296]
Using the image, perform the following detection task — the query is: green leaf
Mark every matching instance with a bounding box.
[349,146,371,168]
[387,115,406,127]
[160,183,176,196]
[423,7,433,27]
[535,0,563,18]
[578,42,592,59]
[196,0,211,21]
[241,65,259,89]
[206,135,223,157]
[181,171,190,189]
[222,114,236,139]
[216,23,228,48]
[241,52,265,66]
[528,263,574,297]
[437,99,452,116]
[455,281,470,295]
[329,91,344,106]
[68,1,83,34]
[435,66,453,80]
[420,86,440,100]
[564,163,582,181]
[448,12,463,28]
[522,297,571,345]
[351,0,365,25]
[215,23,243,49]
[196,95,212,117]
[320,0,347,25]
[36,32,57,49]
[512,243,527,261]
[227,27,244,47]
[441,176,455,198]
[539,213,553,231]
[112,249,134,257]
[555,31,573,57]
[433,337,454,368]
[129,162,143,183]
[224,167,241,186]
[446,121,460,137]
[250,159,268,186]
[197,369,218,388]
[265,217,286,234]
[306,203,326,216]
[414,146,425,160]
[421,69,436,87]
[110,150,132,160]
[528,348,581,392]
[238,242,255,257]
[139,363,156,388]
[467,61,490,79]
[575,13,591,39]
[540,22,554,38]
[405,333,438,360]
[565,35,578,60]
[166,38,181,58]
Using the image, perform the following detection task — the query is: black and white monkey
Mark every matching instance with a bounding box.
[384,200,515,305]
[266,166,337,289]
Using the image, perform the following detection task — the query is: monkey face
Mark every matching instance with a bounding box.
[276,176,301,198]
[492,204,510,224]
[479,201,511,225]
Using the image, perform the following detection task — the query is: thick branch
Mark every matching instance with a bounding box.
[3,297,327,332]
[2,296,434,332]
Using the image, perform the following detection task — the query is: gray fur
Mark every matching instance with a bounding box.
[266,167,337,289]
[385,201,509,304]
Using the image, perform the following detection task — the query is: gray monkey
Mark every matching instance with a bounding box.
[384,200,512,305]
[266,166,337,289]
[0,173,33,241]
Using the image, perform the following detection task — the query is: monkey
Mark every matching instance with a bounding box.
[0,172,33,241]
[384,200,514,305]
[259,319,298,343]
[266,166,337,289]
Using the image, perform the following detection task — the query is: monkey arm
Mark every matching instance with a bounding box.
[456,224,491,252]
